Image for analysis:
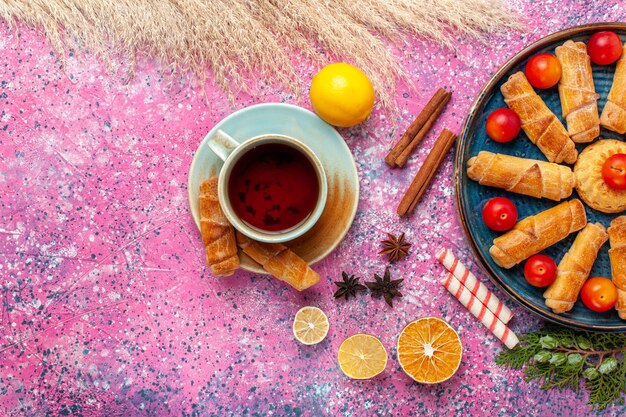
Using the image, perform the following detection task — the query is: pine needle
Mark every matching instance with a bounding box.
[496,325,626,411]
[0,0,523,109]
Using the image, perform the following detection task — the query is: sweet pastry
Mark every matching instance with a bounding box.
[600,42,626,133]
[608,216,626,320]
[467,151,574,201]
[500,71,577,164]
[236,232,320,291]
[543,223,608,314]
[574,139,626,213]
[199,177,240,276]
[555,40,600,142]
[489,199,586,269]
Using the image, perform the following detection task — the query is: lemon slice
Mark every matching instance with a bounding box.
[397,317,463,384]
[292,306,329,345]
[337,334,388,379]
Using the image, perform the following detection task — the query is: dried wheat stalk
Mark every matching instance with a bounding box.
[0,0,522,108]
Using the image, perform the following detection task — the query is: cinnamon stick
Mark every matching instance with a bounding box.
[395,91,451,168]
[397,128,457,216]
[384,88,450,168]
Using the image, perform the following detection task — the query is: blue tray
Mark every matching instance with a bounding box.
[456,23,626,331]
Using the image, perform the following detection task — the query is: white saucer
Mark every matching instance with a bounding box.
[188,103,360,273]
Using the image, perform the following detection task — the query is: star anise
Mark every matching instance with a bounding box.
[379,232,411,263]
[366,267,403,307]
[334,272,366,300]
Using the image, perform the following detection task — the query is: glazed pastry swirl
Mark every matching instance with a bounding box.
[600,42,626,134]
[555,40,600,143]
[467,151,574,201]
[199,177,240,276]
[489,199,587,269]
[501,72,578,164]
[608,216,626,320]
[543,223,607,314]
[236,232,319,291]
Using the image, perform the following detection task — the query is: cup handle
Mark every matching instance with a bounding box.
[207,129,240,161]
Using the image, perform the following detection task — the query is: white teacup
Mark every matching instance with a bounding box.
[208,130,328,243]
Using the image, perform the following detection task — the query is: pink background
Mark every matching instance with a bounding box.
[1,1,626,416]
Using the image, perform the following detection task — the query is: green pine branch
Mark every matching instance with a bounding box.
[495,325,626,411]
[586,359,626,411]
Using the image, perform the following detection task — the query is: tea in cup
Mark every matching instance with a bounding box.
[208,130,327,243]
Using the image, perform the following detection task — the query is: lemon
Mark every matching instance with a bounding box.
[310,63,375,127]
[292,306,329,345]
[337,334,388,379]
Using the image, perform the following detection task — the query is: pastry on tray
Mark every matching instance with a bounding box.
[600,42,626,133]
[489,199,586,269]
[555,40,600,143]
[608,216,626,320]
[500,71,577,164]
[543,223,607,314]
[199,177,240,276]
[574,139,626,213]
[236,232,320,291]
[467,151,574,201]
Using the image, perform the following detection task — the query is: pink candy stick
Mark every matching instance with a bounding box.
[441,272,519,349]
[435,247,513,324]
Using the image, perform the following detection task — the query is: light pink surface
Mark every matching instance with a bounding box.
[1,1,626,415]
